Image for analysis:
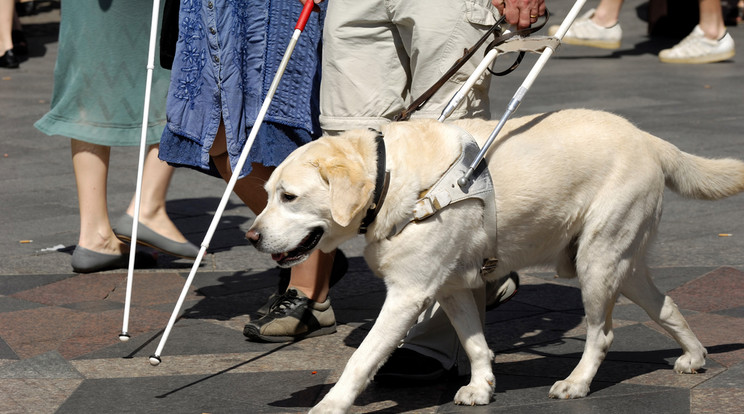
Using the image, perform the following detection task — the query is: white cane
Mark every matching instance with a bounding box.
[434,0,587,187]
[120,0,163,342]
[148,0,317,365]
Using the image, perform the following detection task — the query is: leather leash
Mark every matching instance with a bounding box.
[394,11,550,122]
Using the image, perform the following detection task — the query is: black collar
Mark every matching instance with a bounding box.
[359,132,390,234]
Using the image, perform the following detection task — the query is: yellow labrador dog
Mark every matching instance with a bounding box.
[246,109,744,413]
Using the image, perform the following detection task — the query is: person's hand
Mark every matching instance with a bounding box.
[493,0,547,30]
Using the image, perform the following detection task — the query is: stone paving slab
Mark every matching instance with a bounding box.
[1,265,743,413]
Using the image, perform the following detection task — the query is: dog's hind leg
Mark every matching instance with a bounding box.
[310,287,433,414]
[437,287,495,406]
[549,253,626,399]
[620,264,707,373]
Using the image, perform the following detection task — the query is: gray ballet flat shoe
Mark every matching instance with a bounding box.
[113,215,199,259]
[71,246,156,274]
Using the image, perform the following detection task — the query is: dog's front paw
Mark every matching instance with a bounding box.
[309,401,346,414]
[548,379,589,399]
[454,376,495,406]
[674,350,707,374]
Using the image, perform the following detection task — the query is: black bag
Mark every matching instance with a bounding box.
[160,0,180,70]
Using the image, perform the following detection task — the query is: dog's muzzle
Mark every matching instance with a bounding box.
[246,227,324,267]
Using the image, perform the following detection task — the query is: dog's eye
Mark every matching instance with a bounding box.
[281,192,297,202]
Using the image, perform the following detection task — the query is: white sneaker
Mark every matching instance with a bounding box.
[548,9,622,50]
[659,25,736,64]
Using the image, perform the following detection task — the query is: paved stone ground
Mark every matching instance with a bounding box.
[1,1,743,413]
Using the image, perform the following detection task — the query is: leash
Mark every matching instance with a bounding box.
[394,16,505,122]
[394,11,551,122]
[485,9,550,76]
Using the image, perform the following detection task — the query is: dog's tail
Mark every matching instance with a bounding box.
[655,136,744,200]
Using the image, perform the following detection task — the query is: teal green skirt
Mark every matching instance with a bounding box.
[35,0,169,146]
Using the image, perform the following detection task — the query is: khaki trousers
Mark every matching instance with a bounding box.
[320,0,500,134]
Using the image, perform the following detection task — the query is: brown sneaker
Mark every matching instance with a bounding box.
[243,288,336,342]
[255,250,348,317]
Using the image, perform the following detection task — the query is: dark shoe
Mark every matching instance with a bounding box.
[12,31,28,56]
[485,271,519,311]
[244,288,336,342]
[71,246,156,273]
[0,50,19,69]
[113,215,199,259]
[256,249,348,316]
[374,347,451,385]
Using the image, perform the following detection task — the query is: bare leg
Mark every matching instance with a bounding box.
[209,122,334,302]
[287,249,335,302]
[591,0,624,27]
[125,144,188,243]
[0,0,15,53]
[71,139,128,255]
[698,0,727,39]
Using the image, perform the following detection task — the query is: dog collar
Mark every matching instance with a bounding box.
[359,131,390,234]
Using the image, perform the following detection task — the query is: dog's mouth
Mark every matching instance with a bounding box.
[271,227,324,267]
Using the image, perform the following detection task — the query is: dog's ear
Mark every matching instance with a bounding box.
[319,160,374,227]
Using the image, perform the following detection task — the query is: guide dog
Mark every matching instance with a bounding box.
[246,109,744,413]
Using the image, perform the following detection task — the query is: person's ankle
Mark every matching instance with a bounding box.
[699,24,726,41]
[591,10,618,28]
[78,235,127,255]
[289,285,327,303]
[124,208,188,243]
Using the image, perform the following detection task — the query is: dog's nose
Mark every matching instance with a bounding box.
[245,229,260,246]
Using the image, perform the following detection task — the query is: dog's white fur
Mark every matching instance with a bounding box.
[247,109,744,413]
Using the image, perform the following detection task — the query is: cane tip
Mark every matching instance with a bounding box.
[149,355,162,366]
[118,333,130,342]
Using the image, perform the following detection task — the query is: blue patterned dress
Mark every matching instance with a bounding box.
[159,0,325,178]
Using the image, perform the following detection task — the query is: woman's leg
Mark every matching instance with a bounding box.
[287,249,335,302]
[71,139,128,255]
[698,0,727,39]
[208,122,276,214]
[209,122,334,302]
[0,0,15,53]
[124,144,188,243]
[591,0,624,26]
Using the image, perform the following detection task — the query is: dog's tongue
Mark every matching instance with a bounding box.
[272,252,287,261]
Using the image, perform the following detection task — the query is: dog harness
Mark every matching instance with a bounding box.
[388,124,498,247]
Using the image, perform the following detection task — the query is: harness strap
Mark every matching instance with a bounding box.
[388,125,498,243]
